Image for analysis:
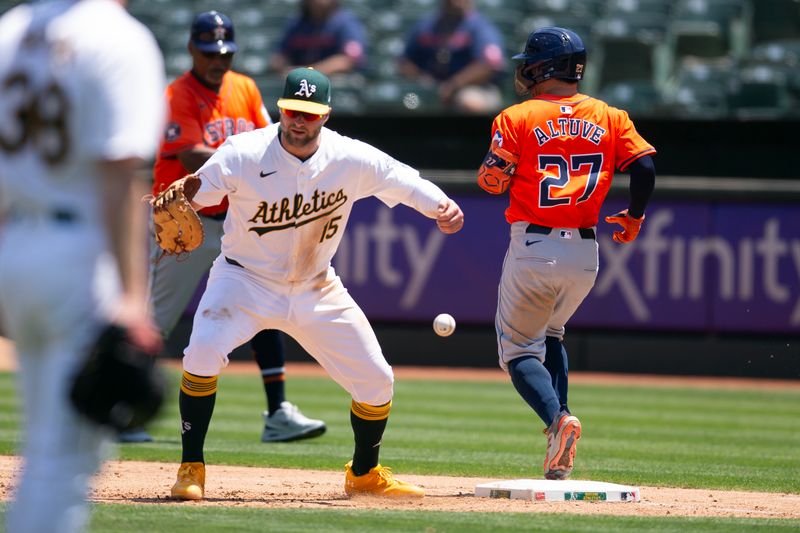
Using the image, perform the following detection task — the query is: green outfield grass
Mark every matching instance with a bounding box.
[0,502,794,532]
[1,369,799,531]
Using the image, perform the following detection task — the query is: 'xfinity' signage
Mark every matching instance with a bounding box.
[334,207,447,309]
[577,202,800,331]
[334,196,800,334]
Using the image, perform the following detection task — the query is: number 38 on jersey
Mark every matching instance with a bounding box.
[0,71,70,166]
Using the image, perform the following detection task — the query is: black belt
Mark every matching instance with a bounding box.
[225,256,244,268]
[201,212,227,221]
[526,223,595,240]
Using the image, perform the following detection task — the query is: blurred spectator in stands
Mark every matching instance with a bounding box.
[398,0,505,113]
[269,0,367,76]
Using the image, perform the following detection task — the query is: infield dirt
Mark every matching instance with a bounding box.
[0,456,799,519]
[1,338,799,519]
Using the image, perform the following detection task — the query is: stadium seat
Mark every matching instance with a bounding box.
[237,55,269,78]
[603,0,672,17]
[367,34,406,81]
[594,12,669,38]
[252,0,300,9]
[253,74,286,117]
[361,80,444,114]
[672,56,734,86]
[368,9,418,36]
[667,84,730,118]
[485,11,523,43]
[476,0,528,11]
[669,0,746,59]
[672,0,746,25]
[164,53,193,81]
[749,39,800,68]
[329,72,366,103]
[596,38,657,89]
[349,0,407,9]
[751,0,800,44]
[662,58,733,118]
[331,86,365,115]
[127,2,165,30]
[592,14,668,90]
[746,39,800,100]
[236,31,274,56]
[529,0,604,19]
[164,5,195,27]
[596,80,665,117]
[228,7,265,28]
[728,65,793,118]
[85,0,800,119]
[670,22,729,59]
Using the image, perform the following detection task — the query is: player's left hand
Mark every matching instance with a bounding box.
[150,174,205,257]
[605,209,644,243]
[436,198,464,234]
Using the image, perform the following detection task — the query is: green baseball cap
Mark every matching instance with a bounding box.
[277,67,332,115]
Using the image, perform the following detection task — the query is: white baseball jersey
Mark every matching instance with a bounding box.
[0,2,164,532]
[0,0,164,221]
[183,124,449,403]
[194,123,447,282]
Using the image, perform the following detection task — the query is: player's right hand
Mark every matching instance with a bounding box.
[605,209,644,244]
[436,198,464,234]
[112,295,163,355]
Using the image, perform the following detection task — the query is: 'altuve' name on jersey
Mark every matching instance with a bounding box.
[247,188,348,235]
[534,118,607,147]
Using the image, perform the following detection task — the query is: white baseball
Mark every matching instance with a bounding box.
[433,313,456,337]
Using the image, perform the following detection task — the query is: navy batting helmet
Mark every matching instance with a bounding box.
[190,11,238,54]
[513,27,586,85]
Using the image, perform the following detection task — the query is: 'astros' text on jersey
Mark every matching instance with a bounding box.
[153,70,269,216]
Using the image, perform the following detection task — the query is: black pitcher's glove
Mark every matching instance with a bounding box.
[69,325,165,433]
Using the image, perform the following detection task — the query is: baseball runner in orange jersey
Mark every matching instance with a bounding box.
[478,27,656,480]
[144,11,325,446]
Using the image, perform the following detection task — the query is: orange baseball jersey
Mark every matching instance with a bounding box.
[153,70,270,216]
[489,93,655,228]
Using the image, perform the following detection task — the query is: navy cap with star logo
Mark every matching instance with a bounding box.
[190,11,238,55]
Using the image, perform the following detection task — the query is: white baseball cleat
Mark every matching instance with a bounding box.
[261,401,326,442]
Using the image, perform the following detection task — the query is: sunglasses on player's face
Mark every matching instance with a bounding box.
[282,109,325,122]
[200,51,234,60]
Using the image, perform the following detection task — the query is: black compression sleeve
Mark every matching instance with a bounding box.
[626,155,655,219]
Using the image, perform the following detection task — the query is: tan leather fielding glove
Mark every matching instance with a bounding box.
[150,175,204,257]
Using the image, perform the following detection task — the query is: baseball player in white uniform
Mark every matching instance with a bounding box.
[129,9,327,446]
[0,1,165,531]
[168,67,464,500]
